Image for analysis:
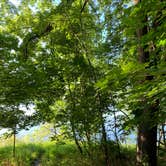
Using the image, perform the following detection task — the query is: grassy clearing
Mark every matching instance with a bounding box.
[0,141,165,166]
[0,141,136,166]
[0,142,91,166]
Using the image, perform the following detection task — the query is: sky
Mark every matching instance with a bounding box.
[0,104,36,136]
[9,0,20,6]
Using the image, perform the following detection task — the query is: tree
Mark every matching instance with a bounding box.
[0,105,31,157]
[97,0,165,165]
[0,0,165,165]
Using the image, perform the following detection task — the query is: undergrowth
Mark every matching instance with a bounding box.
[0,141,165,166]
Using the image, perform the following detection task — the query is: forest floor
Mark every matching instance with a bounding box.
[0,141,165,166]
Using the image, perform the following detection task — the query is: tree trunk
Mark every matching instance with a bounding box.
[134,1,158,165]
[100,112,110,166]
[68,82,83,155]
[86,56,110,166]
[136,104,158,166]
[71,122,83,155]
[13,129,16,158]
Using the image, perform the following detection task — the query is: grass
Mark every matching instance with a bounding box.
[0,140,165,166]
[0,141,92,166]
[0,140,136,166]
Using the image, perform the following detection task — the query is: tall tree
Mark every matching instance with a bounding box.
[132,1,165,165]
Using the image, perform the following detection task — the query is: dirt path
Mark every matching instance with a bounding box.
[34,159,40,166]
[31,158,41,166]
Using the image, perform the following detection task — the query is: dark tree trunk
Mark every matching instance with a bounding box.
[85,130,92,157]
[100,112,110,166]
[136,34,158,166]
[13,129,16,158]
[136,104,158,166]
[68,82,83,155]
[86,56,110,166]
[71,122,83,155]
[134,1,159,165]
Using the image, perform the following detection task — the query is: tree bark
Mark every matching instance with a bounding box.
[101,117,110,166]
[13,129,16,158]
[134,1,159,165]
[68,82,83,155]
[86,57,110,166]
[136,103,158,166]
[71,122,83,154]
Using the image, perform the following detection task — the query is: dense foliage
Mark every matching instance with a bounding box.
[0,0,165,165]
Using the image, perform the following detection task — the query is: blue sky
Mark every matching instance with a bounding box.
[9,0,20,6]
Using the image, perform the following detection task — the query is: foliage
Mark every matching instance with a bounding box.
[0,0,165,165]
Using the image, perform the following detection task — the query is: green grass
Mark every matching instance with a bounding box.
[0,141,165,166]
[0,142,92,166]
[0,141,136,166]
